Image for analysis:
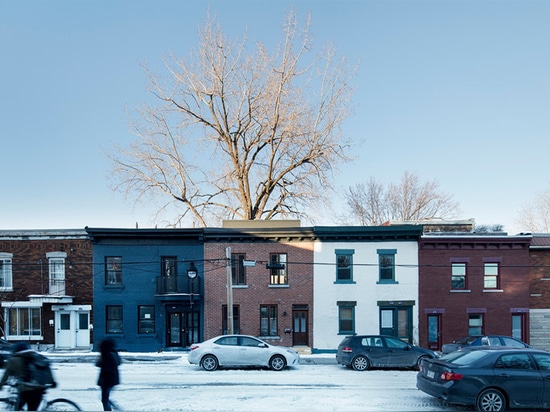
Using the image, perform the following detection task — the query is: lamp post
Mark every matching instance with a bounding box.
[187,262,197,308]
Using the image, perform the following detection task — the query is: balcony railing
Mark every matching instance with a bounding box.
[156,275,201,295]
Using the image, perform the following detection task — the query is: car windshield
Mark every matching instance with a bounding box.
[444,350,489,366]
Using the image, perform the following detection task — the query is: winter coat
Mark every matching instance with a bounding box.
[96,340,121,388]
[0,349,54,392]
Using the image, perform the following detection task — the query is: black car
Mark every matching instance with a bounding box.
[336,335,439,371]
[442,335,529,354]
[417,348,550,411]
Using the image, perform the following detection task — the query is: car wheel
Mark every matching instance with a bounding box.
[201,354,219,371]
[269,355,287,371]
[476,388,506,412]
[351,355,370,371]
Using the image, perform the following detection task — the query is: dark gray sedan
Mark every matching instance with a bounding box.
[417,348,550,411]
[336,335,439,371]
[442,335,529,354]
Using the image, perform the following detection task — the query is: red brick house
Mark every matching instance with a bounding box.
[203,221,315,350]
[0,230,93,350]
[528,234,550,350]
[418,233,532,350]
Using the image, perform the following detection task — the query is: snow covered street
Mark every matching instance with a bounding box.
[17,352,470,411]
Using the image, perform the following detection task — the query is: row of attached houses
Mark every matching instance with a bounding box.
[0,221,548,354]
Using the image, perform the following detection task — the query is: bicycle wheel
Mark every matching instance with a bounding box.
[44,398,81,411]
[0,397,16,411]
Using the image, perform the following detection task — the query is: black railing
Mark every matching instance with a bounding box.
[156,275,201,295]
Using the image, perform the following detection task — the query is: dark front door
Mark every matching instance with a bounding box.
[167,311,199,347]
[292,309,308,346]
[427,314,441,350]
[379,306,412,342]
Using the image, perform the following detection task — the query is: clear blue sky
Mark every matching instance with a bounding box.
[1,0,549,233]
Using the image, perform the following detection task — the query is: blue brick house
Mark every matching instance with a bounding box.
[86,227,204,352]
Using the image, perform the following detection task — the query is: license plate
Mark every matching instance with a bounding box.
[427,370,435,379]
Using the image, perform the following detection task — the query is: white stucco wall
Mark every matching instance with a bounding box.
[313,240,419,352]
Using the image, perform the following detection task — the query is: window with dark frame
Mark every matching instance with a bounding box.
[335,249,353,282]
[377,249,396,282]
[260,305,278,336]
[138,305,155,334]
[106,305,123,334]
[451,263,466,289]
[222,305,240,334]
[269,253,287,285]
[484,263,499,289]
[468,313,483,335]
[231,253,246,285]
[338,302,355,335]
[105,257,122,285]
[161,257,177,277]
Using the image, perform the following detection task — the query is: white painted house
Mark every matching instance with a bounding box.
[312,226,423,353]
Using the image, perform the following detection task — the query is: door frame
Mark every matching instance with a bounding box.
[51,304,91,349]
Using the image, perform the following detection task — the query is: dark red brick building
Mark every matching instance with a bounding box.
[528,234,550,350]
[418,233,531,350]
[203,221,315,350]
[0,230,93,350]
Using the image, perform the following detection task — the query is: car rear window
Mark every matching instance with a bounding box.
[446,351,489,366]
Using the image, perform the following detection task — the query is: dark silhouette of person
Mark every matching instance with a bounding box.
[96,339,121,411]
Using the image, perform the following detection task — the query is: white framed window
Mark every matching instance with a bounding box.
[0,253,13,291]
[2,303,43,339]
[47,252,66,295]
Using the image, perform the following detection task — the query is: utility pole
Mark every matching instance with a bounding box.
[226,247,234,334]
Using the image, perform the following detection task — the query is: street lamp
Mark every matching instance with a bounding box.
[187,262,198,308]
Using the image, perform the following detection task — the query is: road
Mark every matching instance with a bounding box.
[21,353,475,411]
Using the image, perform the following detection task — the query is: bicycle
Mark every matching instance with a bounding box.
[0,379,81,411]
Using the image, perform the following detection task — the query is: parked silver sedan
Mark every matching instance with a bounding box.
[188,334,300,371]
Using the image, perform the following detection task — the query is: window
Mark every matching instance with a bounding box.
[269,253,287,285]
[0,253,13,291]
[377,249,396,283]
[512,314,526,342]
[451,263,466,289]
[468,314,483,335]
[231,253,246,285]
[138,305,155,334]
[47,252,66,295]
[337,301,356,334]
[7,307,41,337]
[260,305,278,336]
[335,249,354,282]
[106,305,123,334]
[106,257,122,285]
[222,305,240,334]
[161,257,177,277]
[484,263,499,289]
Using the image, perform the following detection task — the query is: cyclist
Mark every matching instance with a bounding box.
[0,342,56,411]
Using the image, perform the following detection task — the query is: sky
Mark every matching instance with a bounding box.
[41,352,456,411]
[1,0,549,234]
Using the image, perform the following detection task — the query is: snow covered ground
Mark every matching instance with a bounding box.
[7,351,468,411]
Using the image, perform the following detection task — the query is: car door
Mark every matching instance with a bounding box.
[492,353,543,408]
[239,336,269,366]
[383,337,416,367]
[213,336,243,366]
[359,337,387,367]
[530,352,550,406]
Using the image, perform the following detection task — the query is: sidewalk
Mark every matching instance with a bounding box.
[43,350,337,365]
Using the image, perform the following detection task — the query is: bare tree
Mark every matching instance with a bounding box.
[516,188,550,232]
[344,172,460,225]
[107,10,354,227]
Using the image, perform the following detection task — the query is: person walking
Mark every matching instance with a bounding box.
[0,342,56,411]
[96,338,121,411]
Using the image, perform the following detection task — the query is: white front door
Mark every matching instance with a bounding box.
[52,305,91,349]
[56,312,72,348]
[76,312,90,348]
